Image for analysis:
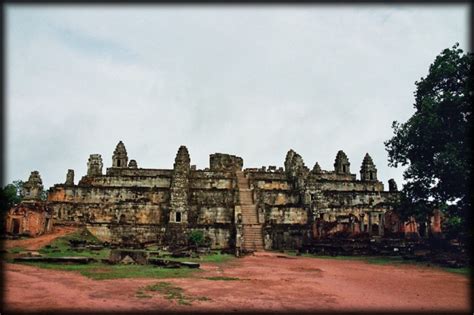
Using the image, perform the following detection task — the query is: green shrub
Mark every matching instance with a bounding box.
[188,230,206,247]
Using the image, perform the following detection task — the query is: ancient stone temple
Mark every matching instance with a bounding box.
[5,171,53,237]
[44,141,403,251]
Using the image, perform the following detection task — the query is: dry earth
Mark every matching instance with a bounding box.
[4,250,470,313]
[4,226,78,250]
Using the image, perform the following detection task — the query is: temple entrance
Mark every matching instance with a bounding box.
[371,224,379,235]
[12,218,21,234]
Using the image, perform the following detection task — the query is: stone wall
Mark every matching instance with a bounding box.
[5,202,53,237]
[44,142,404,250]
[210,153,243,172]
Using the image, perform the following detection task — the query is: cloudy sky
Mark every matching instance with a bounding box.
[5,5,469,189]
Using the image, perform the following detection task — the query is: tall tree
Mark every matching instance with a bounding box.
[385,43,472,237]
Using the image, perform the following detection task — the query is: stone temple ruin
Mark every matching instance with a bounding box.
[20,141,410,252]
[5,171,53,237]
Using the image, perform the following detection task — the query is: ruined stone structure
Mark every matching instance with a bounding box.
[5,171,53,237]
[43,141,408,251]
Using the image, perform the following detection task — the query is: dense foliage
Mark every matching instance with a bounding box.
[188,230,209,247]
[385,44,472,237]
[0,180,24,211]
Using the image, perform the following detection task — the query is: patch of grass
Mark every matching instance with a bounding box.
[38,228,110,260]
[12,230,230,281]
[135,289,153,299]
[18,262,199,280]
[143,282,211,305]
[7,246,26,254]
[204,276,240,281]
[144,282,191,305]
[442,267,470,276]
[293,252,471,276]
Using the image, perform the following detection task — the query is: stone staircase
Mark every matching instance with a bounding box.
[236,171,264,251]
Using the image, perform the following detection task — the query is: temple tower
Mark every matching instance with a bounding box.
[334,150,350,174]
[360,153,378,181]
[22,171,44,200]
[312,162,322,174]
[388,178,398,192]
[112,141,128,168]
[128,159,138,168]
[65,169,75,185]
[87,154,103,176]
[169,145,191,224]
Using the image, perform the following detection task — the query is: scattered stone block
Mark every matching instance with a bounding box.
[14,256,95,264]
[108,249,149,265]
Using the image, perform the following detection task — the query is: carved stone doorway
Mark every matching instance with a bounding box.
[12,218,21,234]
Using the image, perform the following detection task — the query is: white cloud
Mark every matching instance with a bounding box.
[5,4,469,188]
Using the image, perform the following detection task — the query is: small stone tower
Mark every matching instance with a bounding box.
[360,153,377,181]
[169,145,191,224]
[112,141,128,168]
[334,150,350,174]
[285,149,307,178]
[312,162,322,174]
[388,179,398,192]
[284,149,296,175]
[87,154,103,176]
[65,169,75,185]
[128,159,138,168]
[22,171,44,200]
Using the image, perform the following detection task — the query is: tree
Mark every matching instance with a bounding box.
[385,43,472,238]
[0,180,24,211]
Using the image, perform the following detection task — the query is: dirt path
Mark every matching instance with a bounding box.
[3,251,469,313]
[4,226,78,250]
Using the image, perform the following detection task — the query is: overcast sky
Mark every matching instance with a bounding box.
[5,5,469,189]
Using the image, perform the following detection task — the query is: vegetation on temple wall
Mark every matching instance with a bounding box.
[188,230,211,247]
[385,43,472,238]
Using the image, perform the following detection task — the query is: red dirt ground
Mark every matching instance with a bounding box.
[4,251,470,313]
[4,226,78,250]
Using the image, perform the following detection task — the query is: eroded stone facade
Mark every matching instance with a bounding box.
[5,171,53,237]
[43,141,405,250]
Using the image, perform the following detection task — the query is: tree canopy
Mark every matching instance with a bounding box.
[385,43,472,235]
[0,180,24,211]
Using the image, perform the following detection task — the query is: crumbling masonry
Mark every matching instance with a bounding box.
[41,141,408,251]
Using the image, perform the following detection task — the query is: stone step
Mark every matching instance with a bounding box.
[242,243,264,248]
[237,171,264,251]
